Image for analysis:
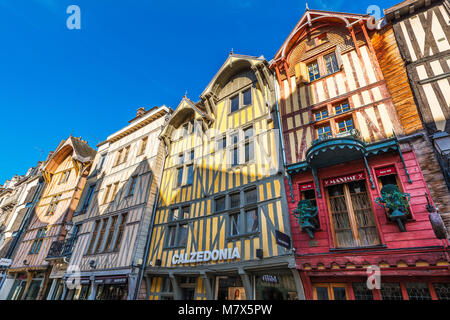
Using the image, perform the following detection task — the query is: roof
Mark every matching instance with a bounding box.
[384,0,439,22]
[272,9,371,63]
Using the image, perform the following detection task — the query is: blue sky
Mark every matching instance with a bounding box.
[0,0,399,183]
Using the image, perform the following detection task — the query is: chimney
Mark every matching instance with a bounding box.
[136,107,146,118]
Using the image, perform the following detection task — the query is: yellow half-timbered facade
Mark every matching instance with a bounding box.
[144,54,303,301]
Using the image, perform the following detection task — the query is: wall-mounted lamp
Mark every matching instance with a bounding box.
[23,259,29,266]
[256,249,263,260]
[89,260,96,269]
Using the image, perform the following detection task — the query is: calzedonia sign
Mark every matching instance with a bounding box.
[172,247,241,265]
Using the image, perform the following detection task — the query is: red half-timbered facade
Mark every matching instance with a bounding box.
[272,9,450,300]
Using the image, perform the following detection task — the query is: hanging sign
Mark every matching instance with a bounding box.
[172,247,240,265]
[324,172,365,186]
[375,166,396,177]
[299,182,315,191]
[0,258,12,268]
[275,230,291,249]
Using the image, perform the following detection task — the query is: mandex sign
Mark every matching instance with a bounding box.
[0,258,12,268]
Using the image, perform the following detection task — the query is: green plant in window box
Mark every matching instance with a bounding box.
[292,200,319,239]
[375,184,411,232]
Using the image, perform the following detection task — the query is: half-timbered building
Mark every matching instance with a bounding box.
[272,9,450,300]
[384,0,450,224]
[4,137,96,300]
[61,106,171,300]
[143,54,301,300]
[0,162,45,299]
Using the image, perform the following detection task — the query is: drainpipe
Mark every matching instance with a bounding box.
[273,76,288,171]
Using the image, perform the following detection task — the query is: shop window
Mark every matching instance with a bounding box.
[255,272,298,300]
[317,125,331,140]
[326,179,380,248]
[313,283,348,300]
[324,52,339,74]
[334,101,350,115]
[216,276,245,300]
[352,283,374,300]
[433,283,450,300]
[380,283,403,300]
[336,118,354,134]
[314,108,328,121]
[308,61,321,81]
[405,282,432,300]
[215,196,226,212]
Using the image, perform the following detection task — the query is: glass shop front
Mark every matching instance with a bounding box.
[254,270,298,300]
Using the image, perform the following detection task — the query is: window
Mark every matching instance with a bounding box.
[245,209,259,233]
[98,154,106,170]
[81,184,96,212]
[313,284,348,300]
[229,213,239,236]
[326,180,380,248]
[46,194,62,216]
[405,283,432,300]
[334,101,350,115]
[230,95,240,113]
[104,216,118,251]
[94,219,108,253]
[216,136,227,151]
[113,213,127,252]
[352,283,374,300]
[87,220,100,254]
[176,167,184,187]
[138,137,148,155]
[59,170,71,184]
[317,126,331,140]
[380,283,403,300]
[308,61,320,81]
[215,196,226,212]
[181,206,190,220]
[166,222,188,248]
[243,89,252,106]
[314,109,328,121]
[111,182,120,202]
[128,176,138,197]
[29,228,47,254]
[103,185,112,204]
[244,127,254,163]
[230,193,240,209]
[337,118,354,133]
[230,88,253,113]
[324,52,339,74]
[114,146,130,166]
[186,165,194,185]
[175,149,195,187]
[244,187,257,204]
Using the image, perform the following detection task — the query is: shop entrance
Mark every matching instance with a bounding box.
[326,179,380,248]
[254,271,298,300]
[215,275,246,300]
[7,274,27,300]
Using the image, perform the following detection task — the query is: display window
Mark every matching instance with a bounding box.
[255,272,298,300]
[215,276,245,300]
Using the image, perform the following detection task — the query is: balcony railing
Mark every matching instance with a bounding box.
[46,238,76,259]
[312,129,362,146]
